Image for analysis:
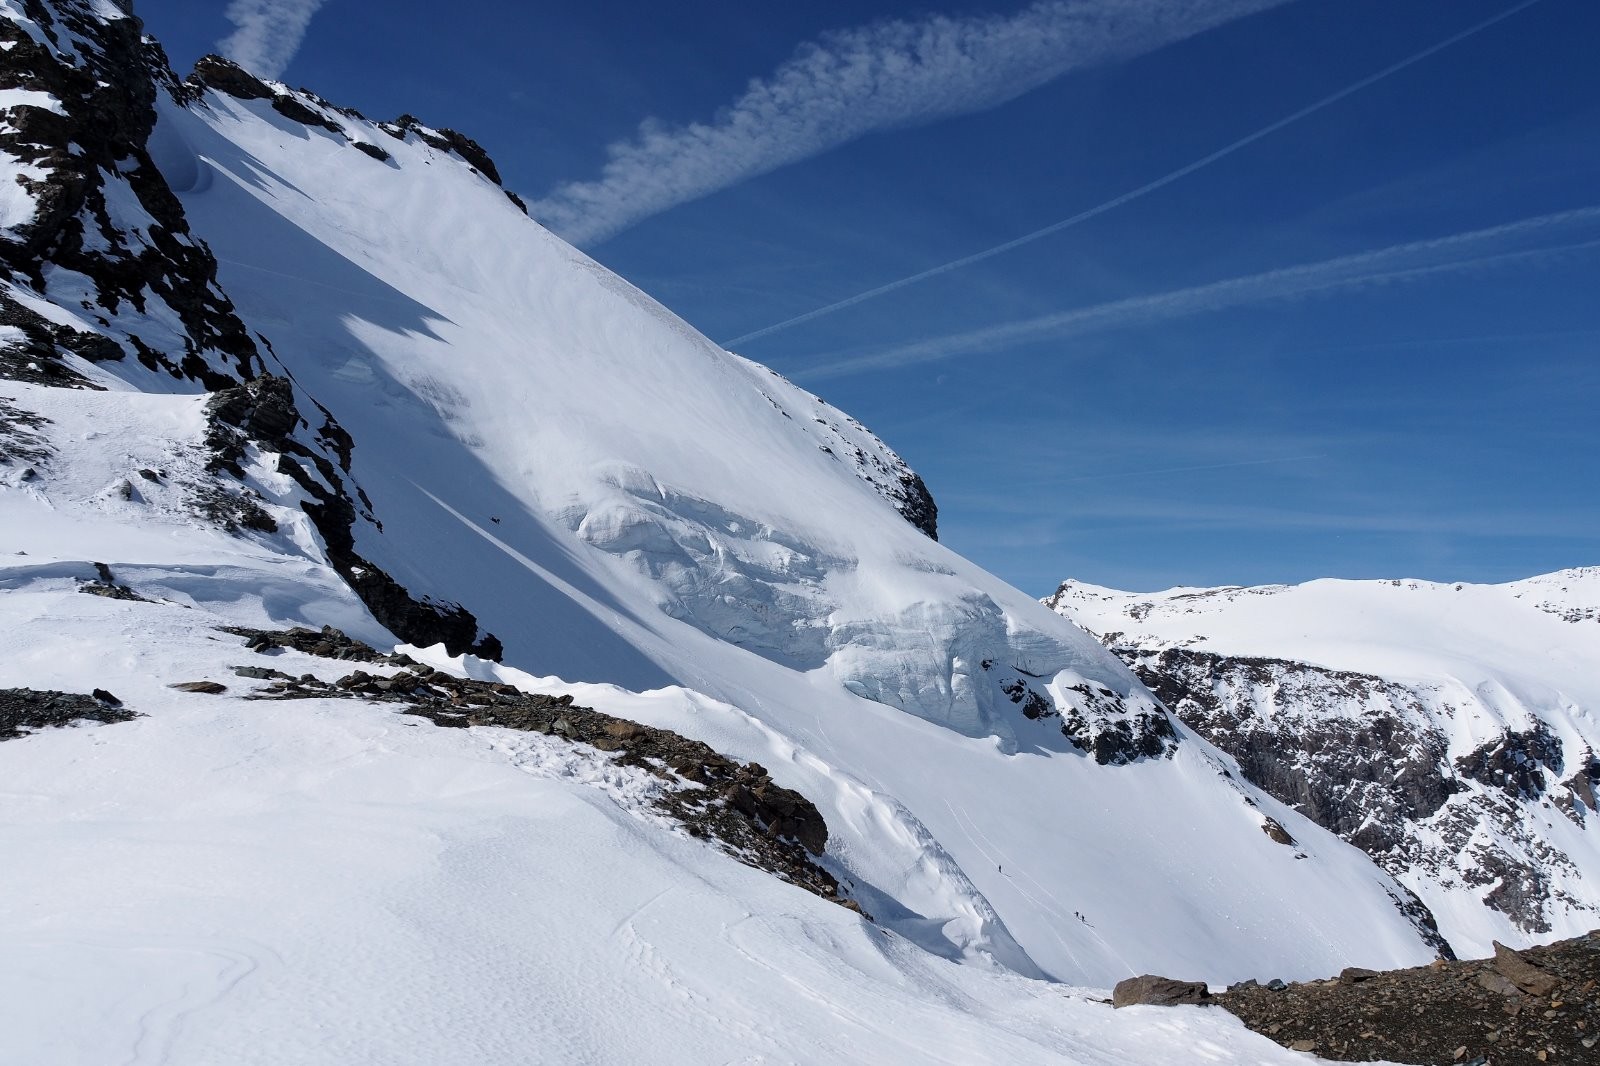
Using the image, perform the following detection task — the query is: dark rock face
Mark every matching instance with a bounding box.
[226,626,849,909]
[1215,931,1600,1066]
[1055,678,1178,765]
[0,2,260,387]
[1559,753,1600,818]
[204,378,501,660]
[0,686,137,739]
[1456,725,1564,800]
[1261,817,1296,846]
[186,54,271,100]
[1,6,510,665]
[1111,975,1211,1008]
[1123,648,1458,854]
[186,55,345,136]
[892,470,938,541]
[0,288,114,387]
[1100,643,1590,939]
[984,658,1178,764]
[388,115,503,185]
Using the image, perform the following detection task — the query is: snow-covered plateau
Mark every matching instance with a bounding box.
[0,2,1586,1063]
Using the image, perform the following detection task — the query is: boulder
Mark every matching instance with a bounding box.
[1475,970,1521,997]
[1112,975,1211,1008]
[169,681,227,694]
[1492,941,1560,997]
[1262,817,1297,846]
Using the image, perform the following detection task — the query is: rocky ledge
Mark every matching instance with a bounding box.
[220,625,854,912]
[1213,932,1600,1065]
[0,686,136,739]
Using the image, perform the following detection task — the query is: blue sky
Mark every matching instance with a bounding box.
[141,0,1598,593]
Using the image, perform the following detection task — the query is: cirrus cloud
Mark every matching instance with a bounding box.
[218,0,328,80]
[532,0,1292,247]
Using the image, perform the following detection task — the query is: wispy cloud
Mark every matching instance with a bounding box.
[793,205,1600,380]
[218,0,327,80]
[531,0,1291,247]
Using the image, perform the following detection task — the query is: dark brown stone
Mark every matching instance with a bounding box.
[169,681,227,694]
[1112,975,1211,1008]
[1493,941,1560,997]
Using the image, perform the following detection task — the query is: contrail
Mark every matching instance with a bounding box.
[1053,455,1325,484]
[791,206,1600,379]
[723,0,1549,349]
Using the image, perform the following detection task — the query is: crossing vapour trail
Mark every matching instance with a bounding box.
[723,0,1549,349]
[792,205,1600,380]
[1053,455,1325,484]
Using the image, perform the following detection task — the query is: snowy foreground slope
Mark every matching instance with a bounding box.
[1049,572,1600,960]
[0,2,1456,1062]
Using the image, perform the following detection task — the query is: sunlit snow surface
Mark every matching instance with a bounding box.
[0,19,1451,1058]
[0,391,1354,1064]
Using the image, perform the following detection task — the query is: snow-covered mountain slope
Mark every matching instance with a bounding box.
[0,2,1468,1060]
[0,364,1408,1066]
[0,570,1334,1066]
[1048,571,1600,959]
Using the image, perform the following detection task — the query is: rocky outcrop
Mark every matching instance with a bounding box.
[0,7,506,660]
[1215,931,1600,1065]
[0,1,260,386]
[982,658,1178,764]
[748,373,939,540]
[0,686,137,739]
[387,114,503,185]
[1558,753,1600,819]
[1456,725,1564,800]
[1087,642,1588,939]
[891,469,938,541]
[185,55,528,214]
[223,625,849,909]
[205,377,502,659]
[1120,648,1458,854]
[0,393,52,467]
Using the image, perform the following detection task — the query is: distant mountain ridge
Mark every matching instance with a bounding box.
[1047,569,1600,958]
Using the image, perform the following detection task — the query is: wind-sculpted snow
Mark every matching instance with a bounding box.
[1050,574,1600,957]
[151,60,1182,760]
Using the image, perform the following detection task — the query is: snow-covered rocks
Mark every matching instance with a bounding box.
[1048,574,1600,957]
